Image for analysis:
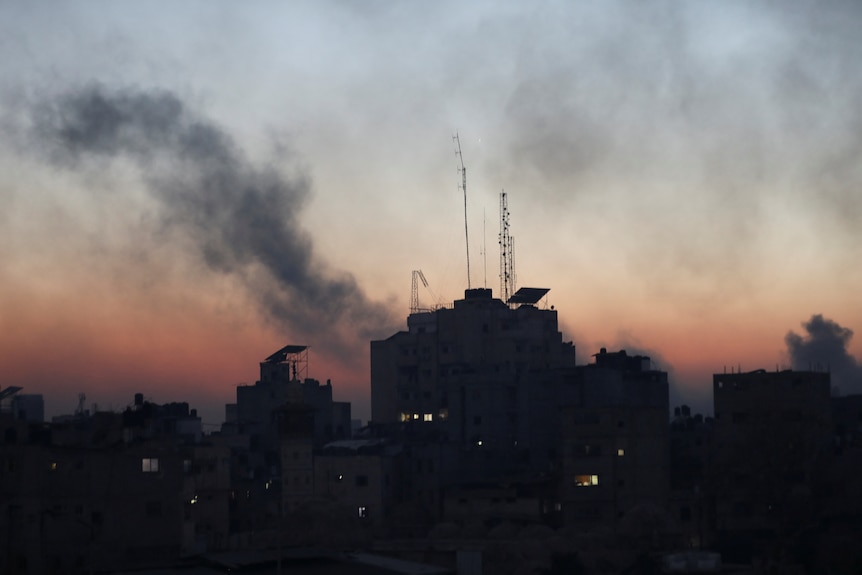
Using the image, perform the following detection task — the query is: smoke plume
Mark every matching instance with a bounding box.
[25,84,397,361]
[785,314,862,395]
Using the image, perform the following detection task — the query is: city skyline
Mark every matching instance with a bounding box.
[2,1,862,424]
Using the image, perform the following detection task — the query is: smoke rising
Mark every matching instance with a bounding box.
[25,84,397,361]
[785,314,862,395]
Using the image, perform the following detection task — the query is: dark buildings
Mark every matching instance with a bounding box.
[370,287,576,515]
[560,348,670,527]
[370,288,671,531]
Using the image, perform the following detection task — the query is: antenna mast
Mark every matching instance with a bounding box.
[454,133,472,289]
[499,191,516,303]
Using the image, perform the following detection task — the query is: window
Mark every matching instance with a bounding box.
[358,506,368,518]
[574,444,602,457]
[574,474,599,486]
[49,462,58,471]
[617,448,625,457]
[142,458,160,473]
[423,413,433,422]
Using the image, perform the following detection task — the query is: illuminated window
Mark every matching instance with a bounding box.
[423,413,433,422]
[358,506,368,518]
[142,458,160,473]
[399,412,411,422]
[413,413,419,420]
[617,449,625,457]
[438,409,449,420]
[49,462,58,471]
[574,474,599,486]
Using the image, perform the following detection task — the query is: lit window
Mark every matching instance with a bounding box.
[413,413,419,420]
[476,439,483,447]
[50,462,58,471]
[358,506,368,518]
[399,412,411,422]
[617,449,625,457]
[574,474,599,486]
[438,409,449,420]
[142,458,160,473]
[337,474,343,481]
[423,413,433,422]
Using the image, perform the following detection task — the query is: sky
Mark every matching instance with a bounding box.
[2,0,862,425]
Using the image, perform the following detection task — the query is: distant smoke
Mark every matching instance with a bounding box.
[785,314,862,394]
[25,84,397,359]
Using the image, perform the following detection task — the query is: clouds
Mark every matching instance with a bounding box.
[786,314,862,394]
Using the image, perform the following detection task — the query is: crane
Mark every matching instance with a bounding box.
[410,270,430,314]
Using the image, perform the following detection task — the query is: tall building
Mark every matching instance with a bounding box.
[225,345,352,450]
[372,288,575,482]
[559,348,670,528]
[220,345,355,536]
[711,369,832,559]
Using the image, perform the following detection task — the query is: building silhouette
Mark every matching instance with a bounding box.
[560,348,670,528]
[710,368,833,562]
[371,287,576,516]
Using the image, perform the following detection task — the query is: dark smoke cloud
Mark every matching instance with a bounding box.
[785,314,862,395]
[26,83,398,359]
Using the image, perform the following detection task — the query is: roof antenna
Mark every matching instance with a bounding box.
[499,190,516,304]
[454,133,471,289]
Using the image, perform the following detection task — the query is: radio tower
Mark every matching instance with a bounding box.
[454,133,472,289]
[499,191,516,303]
